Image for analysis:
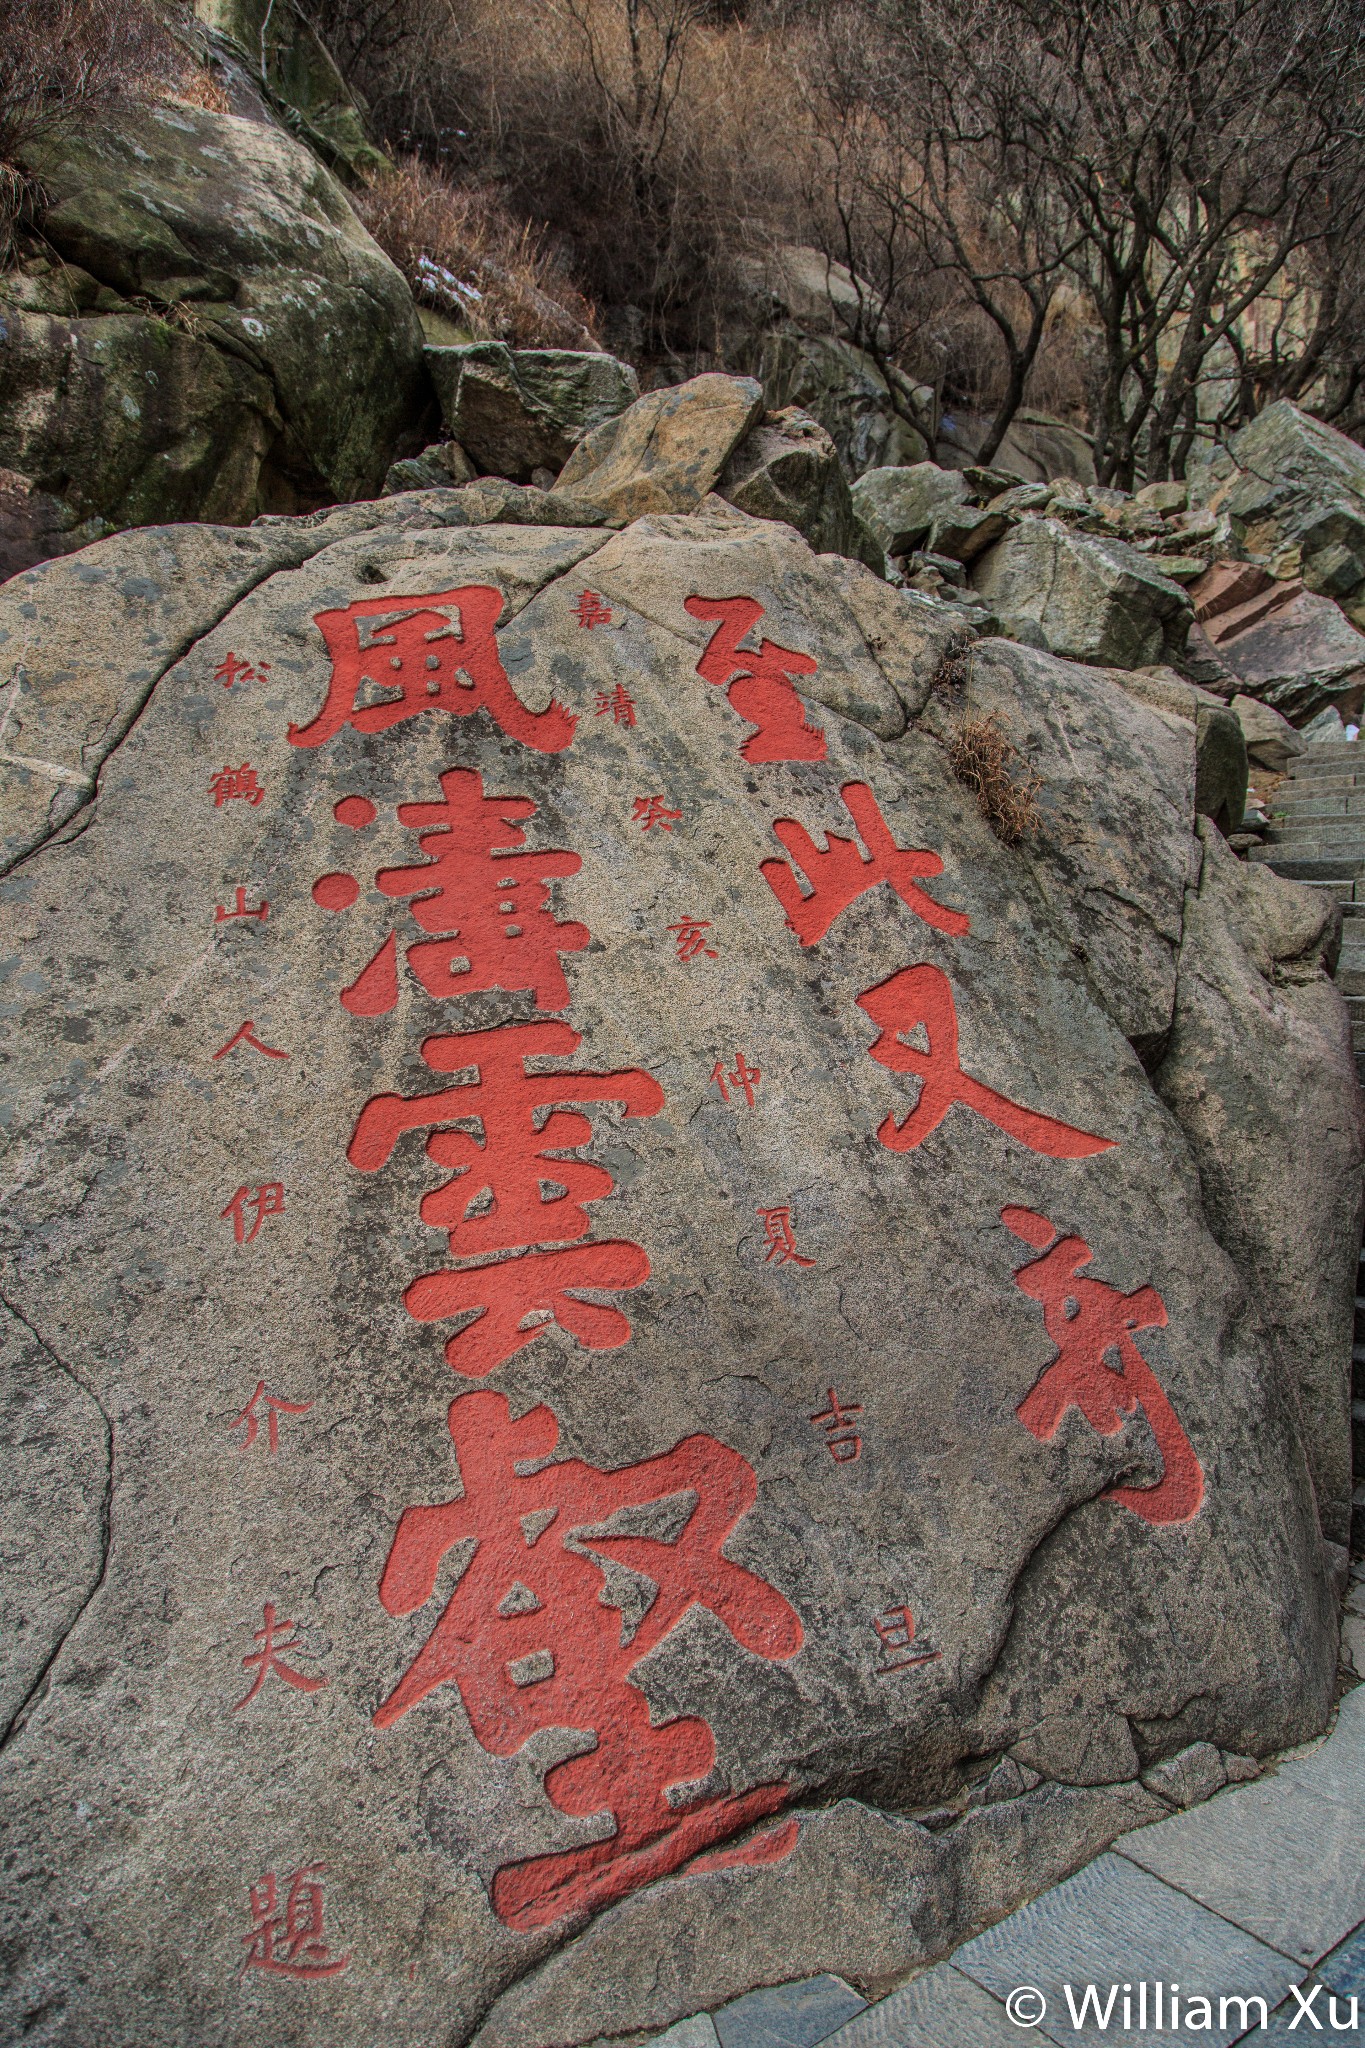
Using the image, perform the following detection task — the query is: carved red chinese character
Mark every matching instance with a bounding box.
[221,1182,285,1245]
[810,1388,862,1461]
[574,590,614,628]
[857,965,1115,1158]
[374,1388,803,1928]
[668,916,717,961]
[873,1605,941,1675]
[312,767,591,1015]
[209,764,264,807]
[215,652,269,689]
[757,1206,815,1267]
[290,585,575,753]
[232,1380,312,1452]
[348,1020,663,1375]
[684,595,826,762]
[241,1865,350,1979]
[212,1019,289,1062]
[712,1053,761,1106]
[633,795,682,832]
[761,782,969,944]
[215,886,269,923]
[1002,1205,1204,1525]
[595,682,636,726]
[234,1602,328,1710]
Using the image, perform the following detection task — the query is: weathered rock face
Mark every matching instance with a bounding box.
[756,331,930,476]
[719,406,883,569]
[0,100,425,558]
[1196,400,1365,601]
[1213,586,1365,725]
[0,498,1349,2043]
[555,373,764,519]
[970,518,1194,669]
[427,345,639,482]
[851,463,971,559]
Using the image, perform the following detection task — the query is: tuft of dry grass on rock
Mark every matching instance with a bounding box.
[948,713,1042,845]
[354,156,601,352]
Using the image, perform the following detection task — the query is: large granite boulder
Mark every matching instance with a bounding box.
[426,344,639,482]
[193,0,390,181]
[851,463,971,559]
[0,100,426,560]
[719,407,884,569]
[1195,400,1365,602]
[970,518,1195,669]
[756,331,930,477]
[1212,587,1365,726]
[554,373,764,519]
[0,496,1351,2043]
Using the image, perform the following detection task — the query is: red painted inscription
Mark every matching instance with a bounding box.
[574,591,614,629]
[857,965,1115,1158]
[873,1605,941,1675]
[232,1380,312,1452]
[221,1182,285,1245]
[291,586,575,753]
[810,1388,862,1461]
[595,682,636,726]
[212,1019,289,1063]
[215,652,270,689]
[757,1206,815,1268]
[241,1866,350,1979]
[210,764,263,807]
[668,916,718,962]
[712,1053,761,1106]
[234,1601,328,1709]
[684,595,826,762]
[215,886,268,923]
[374,1389,803,1928]
[761,782,970,944]
[348,1020,663,1375]
[633,795,682,832]
[1002,1205,1204,1525]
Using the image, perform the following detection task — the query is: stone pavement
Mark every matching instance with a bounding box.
[642,1682,1364,2045]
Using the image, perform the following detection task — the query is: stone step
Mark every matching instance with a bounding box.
[1347,997,1365,1021]
[1338,970,1365,995]
[1278,775,1365,796]
[1275,794,1365,815]
[1263,826,1365,849]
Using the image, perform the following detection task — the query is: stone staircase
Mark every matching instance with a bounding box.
[1249,737,1365,1555]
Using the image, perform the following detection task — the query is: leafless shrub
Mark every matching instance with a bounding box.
[0,0,195,259]
[948,713,1041,844]
[353,155,602,349]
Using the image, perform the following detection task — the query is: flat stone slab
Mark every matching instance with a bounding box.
[650,2019,723,2048]
[1321,1921,1365,1999]
[953,1852,1295,2048]
[818,1962,1022,2047]
[713,1973,867,2047]
[1116,1691,1365,1963]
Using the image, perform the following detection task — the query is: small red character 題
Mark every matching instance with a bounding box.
[241,1865,350,1979]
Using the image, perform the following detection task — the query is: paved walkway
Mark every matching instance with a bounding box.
[647,1677,1364,2045]
[640,765,1365,2048]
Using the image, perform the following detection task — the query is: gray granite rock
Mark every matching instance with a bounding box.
[427,345,640,482]
[850,465,971,559]
[719,409,884,571]
[0,499,1343,2044]
[969,520,1194,669]
[556,376,764,520]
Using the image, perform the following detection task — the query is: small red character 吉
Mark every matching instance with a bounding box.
[873,1605,942,1676]
[683,595,826,763]
[290,586,575,754]
[234,1602,328,1710]
[761,782,970,945]
[856,964,1115,1159]
[711,1054,761,1106]
[241,1865,351,1979]
[215,886,269,923]
[222,1183,286,1246]
[1002,1205,1204,1525]
[232,1381,312,1453]
[757,1206,815,1268]
[632,796,683,833]
[347,1020,663,1375]
[810,1388,862,1461]
[668,917,718,962]
[210,764,264,807]
[213,1019,289,1062]
[215,652,270,689]
[595,683,636,727]
[373,1387,803,1929]
[574,591,614,629]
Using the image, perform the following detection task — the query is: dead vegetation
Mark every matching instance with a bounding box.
[948,714,1042,845]
[353,156,601,350]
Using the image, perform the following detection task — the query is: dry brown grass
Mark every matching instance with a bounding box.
[948,713,1042,844]
[354,156,602,351]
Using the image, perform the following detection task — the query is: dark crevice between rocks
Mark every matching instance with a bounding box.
[0,1289,113,1753]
